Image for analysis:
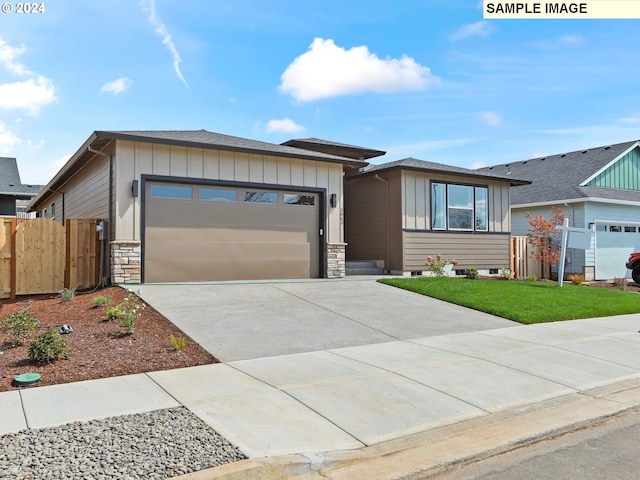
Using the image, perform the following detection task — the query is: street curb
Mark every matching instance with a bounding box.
[171,378,640,480]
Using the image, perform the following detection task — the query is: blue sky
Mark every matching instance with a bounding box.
[1,1,640,185]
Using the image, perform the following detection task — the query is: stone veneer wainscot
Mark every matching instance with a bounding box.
[111,241,141,284]
[327,243,347,278]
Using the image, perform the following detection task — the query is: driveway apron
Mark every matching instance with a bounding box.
[135,278,517,362]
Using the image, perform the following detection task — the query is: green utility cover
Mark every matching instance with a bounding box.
[14,373,41,385]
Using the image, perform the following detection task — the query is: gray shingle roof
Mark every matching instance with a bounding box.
[0,157,43,197]
[479,140,640,205]
[353,157,530,185]
[96,130,364,166]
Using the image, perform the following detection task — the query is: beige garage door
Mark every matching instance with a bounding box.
[144,182,321,282]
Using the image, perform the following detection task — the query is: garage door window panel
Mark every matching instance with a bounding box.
[200,187,237,202]
[284,193,315,206]
[244,191,278,204]
[151,184,193,199]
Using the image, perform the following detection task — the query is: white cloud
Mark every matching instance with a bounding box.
[385,138,478,159]
[619,112,640,124]
[480,111,503,126]
[533,34,584,50]
[101,77,132,95]
[0,37,57,114]
[470,160,488,169]
[0,122,21,155]
[0,76,56,114]
[450,21,494,41]
[266,118,305,134]
[0,37,32,75]
[55,153,72,168]
[279,38,437,102]
[140,0,188,87]
[559,34,583,45]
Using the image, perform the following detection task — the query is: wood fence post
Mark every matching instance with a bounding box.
[10,217,16,299]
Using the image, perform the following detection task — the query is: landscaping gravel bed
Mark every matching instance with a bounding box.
[0,407,246,479]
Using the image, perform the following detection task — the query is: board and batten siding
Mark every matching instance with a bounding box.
[114,140,344,243]
[401,171,511,233]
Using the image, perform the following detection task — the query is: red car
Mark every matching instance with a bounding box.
[626,252,640,283]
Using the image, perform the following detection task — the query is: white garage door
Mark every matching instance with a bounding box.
[595,223,640,280]
[144,181,322,283]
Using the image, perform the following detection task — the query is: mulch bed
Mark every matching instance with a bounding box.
[0,286,217,393]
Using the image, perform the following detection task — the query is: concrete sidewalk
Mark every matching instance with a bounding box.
[3,278,640,479]
[3,314,640,479]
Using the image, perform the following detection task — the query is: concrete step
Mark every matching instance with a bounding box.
[345,261,384,276]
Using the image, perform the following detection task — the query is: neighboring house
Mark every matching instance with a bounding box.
[344,158,530,275]
[0,157,42,216]
[28,130,379,284]
[479,140,640,280]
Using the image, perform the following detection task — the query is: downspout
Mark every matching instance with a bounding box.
[88,146,112,288]
[374,174,390,273]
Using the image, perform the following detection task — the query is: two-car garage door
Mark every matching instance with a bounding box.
[144,181,322,283]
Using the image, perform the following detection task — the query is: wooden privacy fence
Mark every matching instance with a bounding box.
[510,236,542,280]
[0,217,101,299]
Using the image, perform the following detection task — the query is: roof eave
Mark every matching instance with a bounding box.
[29,132,101,210]
[348,164,531,186]
[512,196,640,209]
[95,131,365,167]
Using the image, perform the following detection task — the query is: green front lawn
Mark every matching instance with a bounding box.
[379,277,640,324]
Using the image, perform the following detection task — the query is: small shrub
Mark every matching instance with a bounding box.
[105,305,122,322]
[92,296,111,308]
[465,267,479,280]
[614,277,628,291]
[568,274,584,285]
[500,268,512,280]
[1,311,40,346]
[169,334,186,351]
[58,287,77,303]
[28,330,71,363]
[118,293,145,336]
[425,254,458,277]
[527,275,538,282]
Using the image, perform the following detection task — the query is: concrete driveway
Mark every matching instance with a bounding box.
[135,277,517,361]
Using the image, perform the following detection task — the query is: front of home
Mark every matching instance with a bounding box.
[28,130,382,284]
[29,130,527,286]
[481,140,640,280]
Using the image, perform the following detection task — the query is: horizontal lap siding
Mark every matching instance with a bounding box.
[62,156,111,220]
[37,153,112,223]
[403,231,511,270]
